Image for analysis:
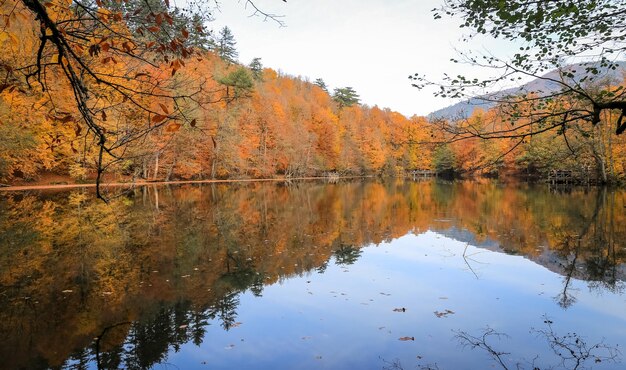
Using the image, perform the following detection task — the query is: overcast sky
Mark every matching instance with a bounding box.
[207,0,516,117]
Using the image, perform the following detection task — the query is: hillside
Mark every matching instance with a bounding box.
[429,61,626,119]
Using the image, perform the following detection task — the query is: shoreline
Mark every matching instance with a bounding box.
[0,176,371,192]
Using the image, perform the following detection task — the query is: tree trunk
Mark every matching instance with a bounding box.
[211,136,219,179]
[165,158,176,181]
[153,152,160,180]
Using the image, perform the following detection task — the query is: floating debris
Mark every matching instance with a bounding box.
[399,336,415,341]
[393,308,407,312]
[434,309,455,318]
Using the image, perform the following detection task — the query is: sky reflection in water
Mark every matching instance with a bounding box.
[1,180,625,369]
[165,231,625,370]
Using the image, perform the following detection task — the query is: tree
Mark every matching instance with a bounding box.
[218,67,254,102]
[215,26,239,64]
[432,144,457,176]
[332,87,360,108]
[411,0,626,142]
[313,78,328,92]
[249,57,264,81]
[0,0,282,198]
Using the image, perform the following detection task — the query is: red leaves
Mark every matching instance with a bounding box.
[152,114,167,123]
[59,115,73,123]
[170,58,184,76]
[121,41,134,53]
[164,13,173,26]
[181,28,189,39]
[148,26,160,33]
[189,119,197,128]
[159,103,169,115]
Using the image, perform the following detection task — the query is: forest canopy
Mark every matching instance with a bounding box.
[1,0,626,188]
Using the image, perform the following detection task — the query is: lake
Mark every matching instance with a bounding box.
[1,179,625,369]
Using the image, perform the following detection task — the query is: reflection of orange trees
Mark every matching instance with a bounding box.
[1,181,625,367]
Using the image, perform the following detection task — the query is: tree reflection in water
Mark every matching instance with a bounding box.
[0,180,625,369]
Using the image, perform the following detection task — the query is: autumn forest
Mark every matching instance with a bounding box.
[1,0,626,187]
[3,0,626,369]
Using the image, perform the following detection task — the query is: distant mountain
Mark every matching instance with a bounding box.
[429,61,626,120]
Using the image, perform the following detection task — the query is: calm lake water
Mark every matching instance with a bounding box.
[1,179,625,370]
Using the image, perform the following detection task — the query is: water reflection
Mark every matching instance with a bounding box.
[0,180,625,369]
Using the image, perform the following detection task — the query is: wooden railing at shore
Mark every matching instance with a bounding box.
[406,169,436,180]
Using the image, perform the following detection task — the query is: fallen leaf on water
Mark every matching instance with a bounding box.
[179,324,188,329]
[399,336,415,341]
[393,308,407,312]
[225,344,235,350]
[434,309,455,318]
[62,290,73,293]
[231,322,243,328]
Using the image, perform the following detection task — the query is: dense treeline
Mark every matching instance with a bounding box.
[0,0,434,183]
[432,104,626,183]
[1,0,625,184]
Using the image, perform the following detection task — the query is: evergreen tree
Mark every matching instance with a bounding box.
[187,14,212,50]
[218,68,254,102]
[313,78,328,92]
[249,58,264,81]
[332,87,360,108]
[215,26,238,64]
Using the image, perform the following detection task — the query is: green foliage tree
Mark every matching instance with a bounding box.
[412,0,626,140]
[314,78,328,92]
[333,87,360,109]
[249,57,264,81]
[218,68,254,102]
[215,26,239,64]
[432,144,457,176]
